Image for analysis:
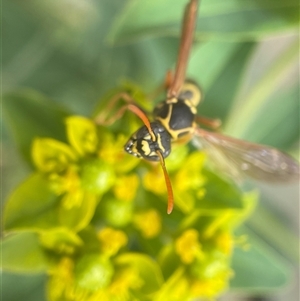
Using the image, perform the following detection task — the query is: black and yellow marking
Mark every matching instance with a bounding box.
[124,121,172,161]
[124,80,202,160]
[178,80,202,107]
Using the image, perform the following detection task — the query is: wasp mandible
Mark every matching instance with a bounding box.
[96,0,300,214]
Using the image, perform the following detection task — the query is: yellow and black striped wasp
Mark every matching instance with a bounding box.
[96,0,299,214]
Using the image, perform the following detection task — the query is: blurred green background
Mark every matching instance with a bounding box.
[2,0,299,300]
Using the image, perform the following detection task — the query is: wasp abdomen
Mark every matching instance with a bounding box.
[178,80,202,107]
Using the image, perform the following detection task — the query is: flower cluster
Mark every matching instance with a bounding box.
[3,97,257,300]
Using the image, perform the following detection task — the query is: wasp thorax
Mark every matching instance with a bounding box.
[124,121,171,161]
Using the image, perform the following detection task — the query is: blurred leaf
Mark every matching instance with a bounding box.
[194,170,245,210]
[154,267,189,301]
[189,41,241,90]
[247,203,300,264]
[196,0,299,40]
[4,171,99,233]
[157,245,182,280]
[107,0,187,45]
[2,89,70,164]
[59,193,98,232]
[193,42,255,120]
[231,226,292,291]
[114,253,164,295]
[225,39,299,143]
[39,228,83,253]
[4,173,60,231]
[108,0,299,45]
[1,272,47,301]
[244,83,299,149]
[1,232,48,273]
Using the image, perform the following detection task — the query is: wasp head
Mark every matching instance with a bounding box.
[124,121,171,161]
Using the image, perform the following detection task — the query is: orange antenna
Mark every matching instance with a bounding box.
[156,150,174,214]
[127,104,174,213]
[127,104,156,141]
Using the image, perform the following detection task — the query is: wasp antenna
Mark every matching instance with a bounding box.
[127,104,156,141]
[156,150,174,214]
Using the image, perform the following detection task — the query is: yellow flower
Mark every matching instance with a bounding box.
[98,227,128,257]
[108,268,143,300]
[48,166,85,209]
[12,105,257,301]
[133,209,162,238]
[66,116,99,156]
[98,133,139,173]
[190,274,230,300]
[47,257,75,301]
[215,231,234,255]
[174,152,206,192]
[32,138,77,173]
[61,189,85,209]
[175,229,204,264]
[143,166,167,195]
[113,174,139,202]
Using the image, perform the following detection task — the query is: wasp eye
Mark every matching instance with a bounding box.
[124,138,140,157]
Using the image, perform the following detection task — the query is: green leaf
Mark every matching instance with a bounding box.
[154,267,189,301]
[157,245,181,280]
[1,232,48,273]
[107,0,187,45]
[190,41,255,120]
[236,79,299,150]
[2,89,70,164]
[39,228,83,254]
[231,226,292,291]
[4,170,100,233]
[4,173,60,231]
[59,192,98,232]
[114,253,164,295]
[225,39,299,144]
[1,272,47,301]
[195,170,245,210]
[196,0,299,40]
[189,41,241,90]
[247,203,300,264]
[108,0,299,45]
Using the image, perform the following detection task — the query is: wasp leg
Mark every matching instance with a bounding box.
[195,115,222,130]
[94,92,148,126]
[94,92,156,141]
[164,70,174,91]
[167,0,199,98]
[147,70,174,101]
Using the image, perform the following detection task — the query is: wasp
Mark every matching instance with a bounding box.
[96,0,300,214]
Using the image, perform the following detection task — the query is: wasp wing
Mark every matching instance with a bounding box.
[194,128,300,183]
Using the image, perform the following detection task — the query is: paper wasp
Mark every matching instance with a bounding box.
[96,0,300,214]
